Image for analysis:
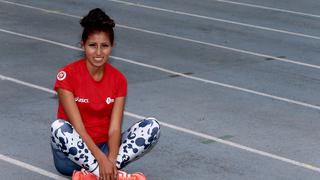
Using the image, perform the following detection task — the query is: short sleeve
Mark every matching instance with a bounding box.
[115,73,127,97]
[54,67,74,93]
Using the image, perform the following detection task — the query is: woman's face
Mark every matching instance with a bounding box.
[82,31,113,68]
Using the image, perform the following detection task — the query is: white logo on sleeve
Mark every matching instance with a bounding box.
[106,97,115,104]
[57,71,66,81]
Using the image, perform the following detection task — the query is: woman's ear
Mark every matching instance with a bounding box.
[80,41,84,49]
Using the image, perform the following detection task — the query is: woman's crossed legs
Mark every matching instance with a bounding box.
[51,118,160,176]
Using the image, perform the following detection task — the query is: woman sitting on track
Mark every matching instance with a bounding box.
[50,8,160,180]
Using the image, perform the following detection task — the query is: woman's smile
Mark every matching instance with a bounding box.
[82,31,113,70]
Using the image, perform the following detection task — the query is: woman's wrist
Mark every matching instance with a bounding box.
[107,155,116,164]
[95,151,107,162]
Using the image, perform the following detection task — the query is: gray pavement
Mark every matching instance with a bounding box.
[0,0,320,179]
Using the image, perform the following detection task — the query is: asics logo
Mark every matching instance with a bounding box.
[75,97,89,103]
[106,97,115,104]
[74,97,114,104]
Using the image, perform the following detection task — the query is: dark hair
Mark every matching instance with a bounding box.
[80,8,115,44]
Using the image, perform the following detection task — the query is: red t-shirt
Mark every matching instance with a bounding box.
[54,59,127,144]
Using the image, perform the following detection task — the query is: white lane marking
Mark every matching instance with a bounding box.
[0,74,56,94]
[1,76,320,173]
[1,1,320,70]
[125,110,320,174]
[0,154,68,180]
[215,0,320,19]
[0,0,81,19]
[113,56,320,111]
[116,25,320,70]
[1,0,319,23]
[1,29,320,111]
[0,29,81,51]
[108,0,320,40]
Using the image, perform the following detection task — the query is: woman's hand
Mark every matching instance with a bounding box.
[108,156,118,180]
[97,154,117,180]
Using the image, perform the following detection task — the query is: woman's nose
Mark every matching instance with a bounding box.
[96,46,101,55]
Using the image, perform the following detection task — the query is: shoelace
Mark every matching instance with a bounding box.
[118,172,137,180]
[74,169,142,180]
[81,168,89,175]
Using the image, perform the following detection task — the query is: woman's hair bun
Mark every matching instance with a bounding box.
[80,8,115,28]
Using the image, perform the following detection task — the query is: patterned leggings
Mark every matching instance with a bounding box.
[50,117,160,176]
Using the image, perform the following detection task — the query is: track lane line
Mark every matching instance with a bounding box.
[1,28,320,111]
[116,24,320,70]
[107,0,320,40]
[0,0,81,19]
[0,1,320,70]
[1,74,320,173]
[215,0,320,19]
[3,0,320,20]
[0,154,68,180]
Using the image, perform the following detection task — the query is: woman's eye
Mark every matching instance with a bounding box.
[102,44,109,48]
[88,44,96,47]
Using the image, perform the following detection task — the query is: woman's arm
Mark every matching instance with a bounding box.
[57,88,116,180]
[57,88,106,160]
[107,97,125,164]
